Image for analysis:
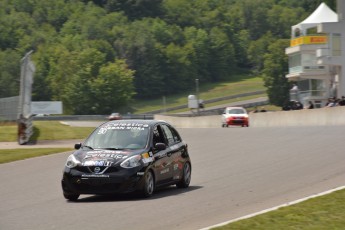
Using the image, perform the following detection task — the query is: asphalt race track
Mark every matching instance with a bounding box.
[1,125,345,230]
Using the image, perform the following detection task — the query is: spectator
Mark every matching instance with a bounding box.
[307,101,314,109]
[282,100,291,111]
[296,101,303,110]
[326,98,336,107]
[291,101,303,110]
[339,96,345,106]
[325,98,332,107]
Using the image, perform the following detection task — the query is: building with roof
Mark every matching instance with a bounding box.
[285,0,344,108]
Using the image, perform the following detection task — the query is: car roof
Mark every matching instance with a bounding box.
[104,119,169,127]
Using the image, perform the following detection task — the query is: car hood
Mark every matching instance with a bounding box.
[74,149,143,166]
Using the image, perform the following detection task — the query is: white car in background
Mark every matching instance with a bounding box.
[221,106,249,127]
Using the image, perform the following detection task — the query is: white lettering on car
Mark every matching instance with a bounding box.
[81,174,109,178]
[97,123,149,134]
[84,152,128,160]
[82,160,113,167]
[160,168,169,174]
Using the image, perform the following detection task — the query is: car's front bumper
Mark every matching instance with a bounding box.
[61,167,146,195]
[226,118,248,126]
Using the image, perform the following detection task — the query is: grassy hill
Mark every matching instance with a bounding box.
[130,75,267,114]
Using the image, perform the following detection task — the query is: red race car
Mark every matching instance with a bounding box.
[221,107,249,127]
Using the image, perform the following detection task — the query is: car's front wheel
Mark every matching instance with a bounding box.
[142,171,155,197]
[176,162,191,188]
[63,193,80,201]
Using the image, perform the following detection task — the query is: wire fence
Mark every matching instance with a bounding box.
[0,96,19,121]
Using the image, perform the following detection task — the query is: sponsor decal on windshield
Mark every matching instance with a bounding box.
[98,123,149,134]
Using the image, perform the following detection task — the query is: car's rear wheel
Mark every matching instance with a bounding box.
[63,193,80,201]
[176,162,191,188]
[142,171,155,197]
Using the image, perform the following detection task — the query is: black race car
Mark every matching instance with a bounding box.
[61,120,192,201]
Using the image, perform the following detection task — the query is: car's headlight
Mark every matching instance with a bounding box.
[65,154,81,168]
[120,155,142,168]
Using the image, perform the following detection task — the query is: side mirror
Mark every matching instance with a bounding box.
[74,143,82,149]
[154,143,166,151]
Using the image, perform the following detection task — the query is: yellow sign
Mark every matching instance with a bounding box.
[290,36,327,46]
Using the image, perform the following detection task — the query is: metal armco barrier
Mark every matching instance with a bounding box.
[17,51,35,145]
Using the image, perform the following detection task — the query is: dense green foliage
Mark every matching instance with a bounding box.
[0,0,336,114]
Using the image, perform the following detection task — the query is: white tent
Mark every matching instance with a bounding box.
[292,3,338,38]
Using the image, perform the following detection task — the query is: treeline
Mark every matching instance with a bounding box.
[0,0,336,114]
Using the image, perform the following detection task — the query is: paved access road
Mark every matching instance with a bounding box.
[1,125,344,230]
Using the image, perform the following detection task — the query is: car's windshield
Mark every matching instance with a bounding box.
[84,123,149,150]
[228,109,246,114]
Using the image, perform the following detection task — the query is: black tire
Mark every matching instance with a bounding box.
[63,193,80,201]
[142,171,155,197]
[176,162,191,188]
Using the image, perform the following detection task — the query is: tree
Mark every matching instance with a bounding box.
[247,32,275,74]
[89,59,135,114]
[0,0,331,111]
[113,19,168,98]
[183,27,210,82]
[267,5,305,39]
[160,42,197,95]
[208,27,236,81]
[0,50,21,97]
[89,0,164,20]
[262,39,291,107]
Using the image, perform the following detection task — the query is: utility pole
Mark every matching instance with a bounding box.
[162,96,166,113]
[195,79,199,115]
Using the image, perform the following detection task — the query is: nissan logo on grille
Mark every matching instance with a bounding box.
[94,167,101,173]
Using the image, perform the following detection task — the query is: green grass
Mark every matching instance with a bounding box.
[0,121,95,142]
[132,76,265,114]
[213,189,345,229]
[0,148,73,164]
[31,121,95,140]
[0,121,93,164]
